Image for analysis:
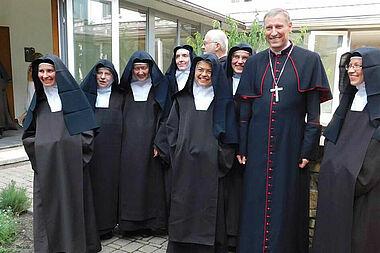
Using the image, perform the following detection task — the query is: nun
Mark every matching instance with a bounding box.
[118,50,169,235]
[166,54,238,253]
[22,54,101,252]
[312,47,380,253]
[165,45,195,95]
[81,59,124,240]
[222,43,253,249]
[0,60,18,138]
[160,45,196,212]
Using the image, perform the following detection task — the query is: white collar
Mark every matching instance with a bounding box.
[130,77,152,102]
[270,40,292,55]
[193,80,214,111]
[175,68,190,92]
[96,83,112,108]
[175,61,191,91]
[351,82,367,111]
[43,83,62,112]
[232,72,241,96]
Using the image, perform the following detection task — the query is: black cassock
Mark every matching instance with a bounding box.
[166,54,238,253]
[118,51,168,232]
[81,60,124,237]
[22,55,100,253]
[312,47,380,253]
[236,44,331,253]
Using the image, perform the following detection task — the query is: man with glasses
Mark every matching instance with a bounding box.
[202,29,229,66]
[313,47,380,253]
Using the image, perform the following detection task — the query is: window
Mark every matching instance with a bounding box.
[179,22,200,45]
[119,6,147,73]
[308,31,349,126]
[72,0,112,82]
[67,0,207,80]
[154,16,177,72]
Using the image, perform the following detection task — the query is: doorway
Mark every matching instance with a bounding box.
[0,26,14,119]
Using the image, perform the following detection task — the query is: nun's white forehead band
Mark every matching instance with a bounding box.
[133,63,148,66]
[39,62,54,68]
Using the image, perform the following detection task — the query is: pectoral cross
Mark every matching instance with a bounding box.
[270,85,283,102]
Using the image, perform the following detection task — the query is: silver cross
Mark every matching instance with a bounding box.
[270,85,284,102]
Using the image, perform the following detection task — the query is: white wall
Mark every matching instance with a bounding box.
[188,0,380,27]
[0,0,53,118]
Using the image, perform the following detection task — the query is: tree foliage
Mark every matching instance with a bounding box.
[187,15,308,54]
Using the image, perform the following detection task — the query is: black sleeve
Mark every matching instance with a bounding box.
[300,90,321,160]
[218,142,236,177]
[166,99,179,165]
[355,138,380,197]
[154,112,170,165]
[238,99,252,156]
[81,130,95,167]
[22,118,37,172]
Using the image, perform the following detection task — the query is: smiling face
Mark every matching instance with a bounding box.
[264,13,292,52]
[195,61,212,87]
[133,63,150,81]
[231,50,251,74]
[96,67,113,88]
[175,48,190,71]
[347,57,364,86]
[38,64,56,87]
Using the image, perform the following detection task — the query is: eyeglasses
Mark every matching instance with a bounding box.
[203,41,218,46]
[345,64,362,71]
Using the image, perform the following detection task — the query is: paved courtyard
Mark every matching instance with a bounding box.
[0,146,169,253]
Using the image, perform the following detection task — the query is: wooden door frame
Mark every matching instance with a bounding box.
[52,0,59,56]
[0,26,14,118]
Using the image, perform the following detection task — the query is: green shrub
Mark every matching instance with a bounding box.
[0,246,17,253]
[0,209,17,246]
[186,15,308,54]
[0,181,31,215]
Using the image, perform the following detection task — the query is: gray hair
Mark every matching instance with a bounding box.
[205,29,228,53]
[263,8,291,24]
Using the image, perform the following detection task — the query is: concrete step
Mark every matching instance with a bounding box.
[0,145,29,167]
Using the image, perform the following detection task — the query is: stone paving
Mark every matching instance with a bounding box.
[0,146,169,253]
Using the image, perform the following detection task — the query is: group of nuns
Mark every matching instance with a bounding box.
[23,43,254,253]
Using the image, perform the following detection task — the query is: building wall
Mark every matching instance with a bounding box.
[0,0,53,118]
[188,0,380,28]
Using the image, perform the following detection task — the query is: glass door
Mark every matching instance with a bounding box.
[308,31,349,126]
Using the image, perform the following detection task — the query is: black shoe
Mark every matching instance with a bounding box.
[100,231,114,240]
[139,229,153,238]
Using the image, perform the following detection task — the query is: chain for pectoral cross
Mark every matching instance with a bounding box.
[268,45,294,102]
